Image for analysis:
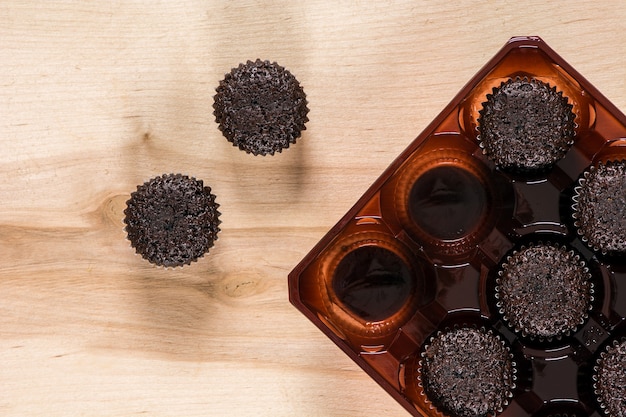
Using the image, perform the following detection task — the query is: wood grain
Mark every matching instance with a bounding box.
[1,1,626,416]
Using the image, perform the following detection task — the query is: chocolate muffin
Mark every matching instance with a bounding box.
[495,243,592,340]
[213,59,309,156]
[573,161,626,254]
[478,78,575,171]
[593,339,626,417]
[124,174,220,267]
[420,327,515,417]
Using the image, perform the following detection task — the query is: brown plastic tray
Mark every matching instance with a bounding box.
[288,36,626,417]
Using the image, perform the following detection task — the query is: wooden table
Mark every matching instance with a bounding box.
[2,2,625,416]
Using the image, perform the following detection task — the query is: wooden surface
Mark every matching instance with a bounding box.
[2,2,626,416]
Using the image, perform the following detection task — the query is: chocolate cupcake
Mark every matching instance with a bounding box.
[419,326,515,417]
[573,161,626,254]
[593,338,626,417]
[495,243,593,340]
[213,59,309,156]
[478,77,576,172]
[124,174,220,267]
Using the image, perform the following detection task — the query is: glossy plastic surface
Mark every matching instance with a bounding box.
[289,37,626,417]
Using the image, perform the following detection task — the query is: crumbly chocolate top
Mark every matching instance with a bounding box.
[478,78,575,171]
[124,174,220,267]
[594,339,626,417]
[213,59,309,156]
[421,327,514,417]
[574,161,626,254]
[497,244,591,339]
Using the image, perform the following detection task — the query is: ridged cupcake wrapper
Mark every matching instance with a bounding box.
[124,173,221,268]
[416,325,517,417]
[572,160,626,255]
[213,59,309,156]
[592,337,626,417]
[494,242,594,343]
[476,76,576,173]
